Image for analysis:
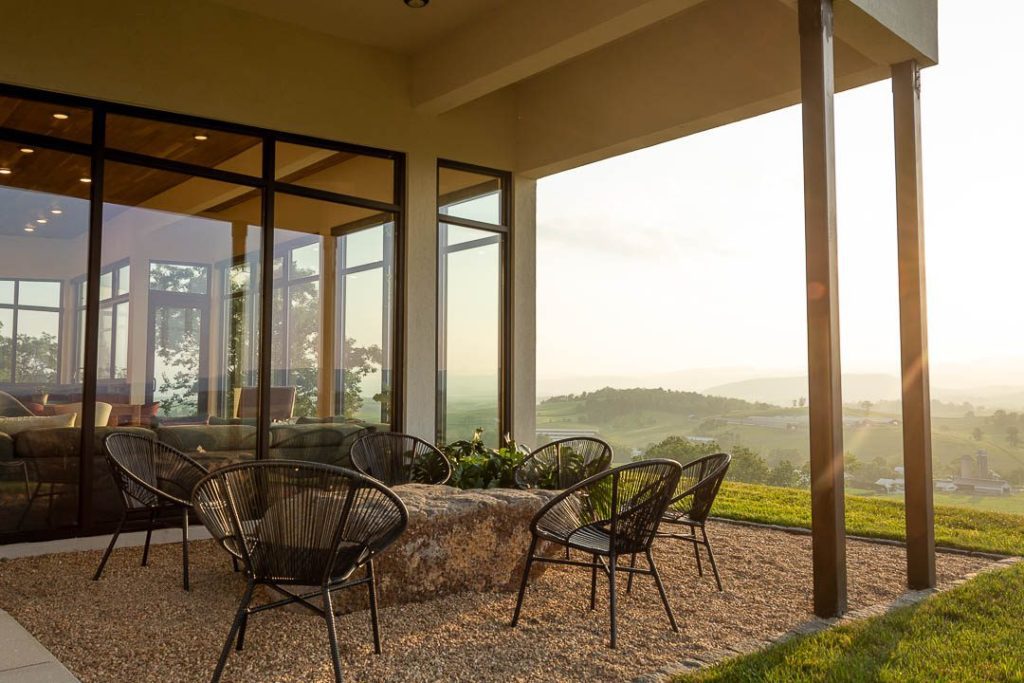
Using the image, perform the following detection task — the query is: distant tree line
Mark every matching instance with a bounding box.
[543,387,771,424]
[637,435,804,489]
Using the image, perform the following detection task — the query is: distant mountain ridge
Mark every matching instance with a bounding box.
[704,374,900,406]
[539,368,1024,411]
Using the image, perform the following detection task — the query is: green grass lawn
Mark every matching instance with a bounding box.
[853,488,1024,516]
[678,561,1024,682]
[713,482,1024,556]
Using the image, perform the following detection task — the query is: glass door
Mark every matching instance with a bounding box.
[146,264,211,421]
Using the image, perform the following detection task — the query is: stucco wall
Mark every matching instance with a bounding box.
[0,0,524,442]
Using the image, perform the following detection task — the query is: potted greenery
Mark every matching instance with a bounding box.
[442,429,526,490]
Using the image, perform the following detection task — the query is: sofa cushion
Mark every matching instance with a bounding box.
[269,422,372,447]
[43,402,113,427]
[157,425,257,453]
[268,423,376,467]
[13,426,154,460]
[0,413,76,436]
[107,402,160,427]
[208,416,258,426]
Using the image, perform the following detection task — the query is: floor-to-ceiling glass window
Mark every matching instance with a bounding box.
[437,162,510,447]
[271,140,397,432]
[0,123,91,534]
[338,220,394,424]
[0,86,403,543]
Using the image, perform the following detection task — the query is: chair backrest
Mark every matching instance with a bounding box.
[191,460,408,585]
[233,386,296,420]
[668,452,732,523]
[350,432,451,486]
[565,459,682,555]
[515,437,612,490]
[103,432,208,509]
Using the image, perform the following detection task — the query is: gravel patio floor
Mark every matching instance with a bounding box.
[0,523,995,682]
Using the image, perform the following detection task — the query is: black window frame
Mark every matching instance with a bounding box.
[334,215,396,425]
[72,258,130,384]
[0,82,407,544]
[435,159,513,446]
[0,276,64,385]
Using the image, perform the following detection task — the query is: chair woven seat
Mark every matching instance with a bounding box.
[661,508,695,524]
[564,523,615,554]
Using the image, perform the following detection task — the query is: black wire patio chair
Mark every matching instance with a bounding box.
[514,437,613,490]
[628,452,732,592]
[350,432,452,486]
[93,432,209,591]
[510,459,683,648]
[191,460,409,683]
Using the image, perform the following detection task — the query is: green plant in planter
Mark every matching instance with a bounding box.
[443,429,526,490]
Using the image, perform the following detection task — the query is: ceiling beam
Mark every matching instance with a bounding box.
[412,0,705,116]
[513,0,880,178]
[773,0,938,67]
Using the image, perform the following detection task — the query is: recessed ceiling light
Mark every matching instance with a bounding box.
[24,226,34,232]
[0,168,11,175]
[193,133,209,141]
[19,147,34,154]
[51,208,63,215]
[79,177,92,183]
[52,112,69,120]
[404,0,429,7]
[36,218,48,224]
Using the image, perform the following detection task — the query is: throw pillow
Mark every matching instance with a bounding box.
[0,413,77,436]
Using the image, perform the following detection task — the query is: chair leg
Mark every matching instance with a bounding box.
[608,552,618,649]
[626,553,637,593]
[231,556,240,573]
[589,554,598,611]
[93,510,127,581]
[702,526,723,592]
[691,529,704,577]
[366,560,382,655]
[44,483,56,525]
[510,537,538,627]
[322,584,344,683]
[16,481,41,530]
[181,507,191,591]
[236,613,248,652]
[211,581,255,683]
[646,549,678,632]
[141,509,157,567]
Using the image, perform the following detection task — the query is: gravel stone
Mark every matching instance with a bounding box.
[0,522,995,682]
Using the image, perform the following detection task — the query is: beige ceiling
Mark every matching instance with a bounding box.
[209,0,511,53]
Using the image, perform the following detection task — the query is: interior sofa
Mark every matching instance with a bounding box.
[0,425,156,527]
[155,420,386,470]
[0,390,389,531]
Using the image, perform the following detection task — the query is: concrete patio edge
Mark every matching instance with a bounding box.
[0,609,79,682]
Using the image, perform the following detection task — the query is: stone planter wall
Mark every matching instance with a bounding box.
[263,484,558,614]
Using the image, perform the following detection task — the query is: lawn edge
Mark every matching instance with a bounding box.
[708,516,1016,561]
[632,555,1022,683]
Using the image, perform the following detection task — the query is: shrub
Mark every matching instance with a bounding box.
[443,429,525,489]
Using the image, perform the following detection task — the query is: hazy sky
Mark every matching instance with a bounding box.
[537,0,1024,392]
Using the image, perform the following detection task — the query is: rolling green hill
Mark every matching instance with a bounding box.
[534,387,1024,487]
